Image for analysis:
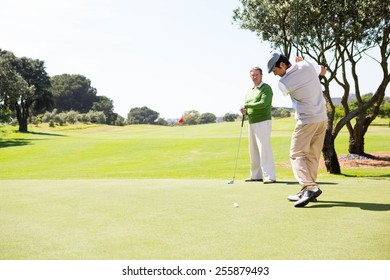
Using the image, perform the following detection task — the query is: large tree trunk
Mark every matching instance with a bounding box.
[322,127,341,174]
[18,117,28,132]
[348,114,367,154]
[15,104,28,132]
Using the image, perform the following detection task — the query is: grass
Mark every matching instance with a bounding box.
[1,179,389,260]
[1,118,389,180]
[0,118,389,259]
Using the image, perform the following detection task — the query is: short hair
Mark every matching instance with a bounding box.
[250,67,262,75]
[275,55,291,69]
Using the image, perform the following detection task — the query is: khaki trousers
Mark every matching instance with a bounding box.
[290,121,327,188]
[248,120,276,181]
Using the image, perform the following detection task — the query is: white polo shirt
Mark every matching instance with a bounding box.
[278,60,327,124]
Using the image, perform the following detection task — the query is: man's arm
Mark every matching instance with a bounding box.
[296,56,326,77]
[245,85,273,110]
[319,65,326,77]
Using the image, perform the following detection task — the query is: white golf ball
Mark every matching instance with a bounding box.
[233,202,239,208]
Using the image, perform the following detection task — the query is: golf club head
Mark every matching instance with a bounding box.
[227,179,234,184]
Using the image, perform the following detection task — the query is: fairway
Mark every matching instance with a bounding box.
[1,119,389,260]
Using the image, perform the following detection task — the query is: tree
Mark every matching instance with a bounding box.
[92,95,116,125]
[51,74,98,113]
[0,52,20,123]
[378,96,390,122]
[114,115,127,126]
[233,0,390,174]
[127,106,159,124]
[156,117,168,126]
[325,0,390,155]
[0,50,53,132]
[223,113,239,122]
[198,112,216,124]
[181,110,200,125]
[271,107,291,118]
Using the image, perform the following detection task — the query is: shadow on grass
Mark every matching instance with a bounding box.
[309,200,390,211]
[277,180,338,186]
[0,131,66,149]
[0,139,31,148]
[341,173,390,178]
[21,131,66,137]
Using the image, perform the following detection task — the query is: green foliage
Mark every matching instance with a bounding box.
[51,74,98,113]
[333,105,345,124]
[66,110,79,124]
[40,108,108,126]
[114,115,126,126]
[0,51,23,105]
[0,105,12,123]
[223,112,239,122]
[379,102,390,118]
[181,110,200,125]
[271,107,291,118]
[349,93,374,113]
[42,109,58,123]
[86,110,106,124]
[91,95,116,124]
[127,106,159,124]
[198,112,216,124]
[180,110,216,125]
[0,49,52,132]
[156,117,168,126]
[53,112,66,126]
[234,0,390,168]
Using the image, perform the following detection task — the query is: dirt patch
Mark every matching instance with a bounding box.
[278,151,390,168]
[327,151,390,168]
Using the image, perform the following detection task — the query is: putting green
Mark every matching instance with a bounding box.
[1,178,389,260]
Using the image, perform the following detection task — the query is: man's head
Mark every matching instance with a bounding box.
[267,51,291,77]
[250,67,262,86]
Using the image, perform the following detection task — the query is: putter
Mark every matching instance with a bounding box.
[228,115,245,184]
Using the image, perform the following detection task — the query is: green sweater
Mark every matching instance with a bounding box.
[245,83,273,124]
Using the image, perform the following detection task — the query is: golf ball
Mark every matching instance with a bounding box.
[233,202,239,208]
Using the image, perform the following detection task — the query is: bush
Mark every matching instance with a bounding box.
[198,113,216,124]
[31,114,43,126]
[223,113,239,122]
[271,107,291,118]
[42,109,58,123]
[156,118,168,126]
[53,112,66,126]
[181,110,200,125]
[114,115,126,126]
[66,110,79,124]
[0,106,12,124]
[86,111,106,124]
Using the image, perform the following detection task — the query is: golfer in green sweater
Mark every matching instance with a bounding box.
[241,67,276,184]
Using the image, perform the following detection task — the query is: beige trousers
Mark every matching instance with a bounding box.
[290,121,327,188]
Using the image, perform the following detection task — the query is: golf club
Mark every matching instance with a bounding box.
[228,114,245,184]
[295,1,300,57]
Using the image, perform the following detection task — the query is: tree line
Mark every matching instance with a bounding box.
[0,49,121,131]
[1,48,295,130]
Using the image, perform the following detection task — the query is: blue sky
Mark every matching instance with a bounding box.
[1,0,386,119]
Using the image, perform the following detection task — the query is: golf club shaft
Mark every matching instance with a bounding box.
[232,115,245,180]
